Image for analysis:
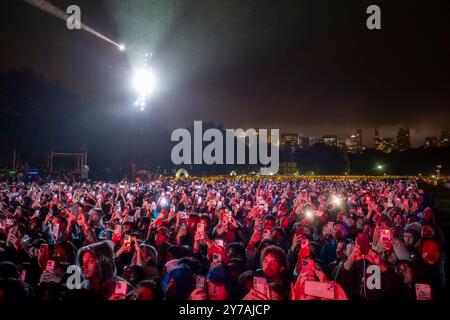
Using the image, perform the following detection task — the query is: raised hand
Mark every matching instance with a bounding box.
[189,288,207,300]
[243,288,271,301]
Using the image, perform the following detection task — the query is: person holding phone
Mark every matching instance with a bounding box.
[188,264,235,300]
[76,240,134,300]
[126,280,162,300]
[318,222,339,267]
[338,242,401,300]
[291,261,349,300]
[260,246,290,290]
[4,224,28,262]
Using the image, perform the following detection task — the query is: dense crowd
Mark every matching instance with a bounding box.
[0,175,447,301]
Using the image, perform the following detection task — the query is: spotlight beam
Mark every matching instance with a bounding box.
[23,0,124,50]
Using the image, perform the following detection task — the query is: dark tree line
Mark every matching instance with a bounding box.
[1,69,448,179]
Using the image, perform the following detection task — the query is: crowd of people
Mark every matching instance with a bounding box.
[0,175,447,301]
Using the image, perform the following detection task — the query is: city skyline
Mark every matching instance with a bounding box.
[279,127,450,152]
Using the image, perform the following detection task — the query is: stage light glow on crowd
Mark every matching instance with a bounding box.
[305,209,313,218]
[332,195,342,205]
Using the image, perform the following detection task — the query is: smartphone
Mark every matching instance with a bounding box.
[304,281,335,300]
[71,203,79,219]
[327,222,334,231]
[300,238,310,257]
[19,270,27,283]
[114,224,122,236]
[295,225,304,237]
[356,233,371,255]
[356,207,363,216]
[313,210,324,217]
[214,239,224,247]
[301,258,315,278]
[415,283,432,300]
[380,229,391,242]
[253,277,269,296]
[197,222,205,233]
[195,275,206,289]
[45,260,56,274]
[124,235,131,246]
[115,281,128,296]
[52,223,60,239]
[197,197,202,204]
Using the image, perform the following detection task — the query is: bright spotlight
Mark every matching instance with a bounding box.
[118,44,126,51]
[160,198,167,206]
[305,209,313,218]
[140,107,144,111]
[133,68,155,99]
[377,165,383,170]
[332,195,342,206]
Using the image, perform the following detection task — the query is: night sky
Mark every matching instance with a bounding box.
[2,0,450,147]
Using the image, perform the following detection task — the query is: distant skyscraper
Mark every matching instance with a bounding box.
[374,129,382,150]
[346,130,363,153]
[356,129,362,149]
[425,137,438,148]
[440,130,450,147]
[280,133,299,152]
[377,138,395,153]
[396,128,410,151]
[322,135,338,147]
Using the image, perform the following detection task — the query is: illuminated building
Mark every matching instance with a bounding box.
[440,130,450,147]
[322,135,338,147]
[396,128,410,151]
[280,133,299,152]
[425,137,438,148]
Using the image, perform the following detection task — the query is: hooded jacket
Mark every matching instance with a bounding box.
[160,263,193,300]
[76,240,133,299]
